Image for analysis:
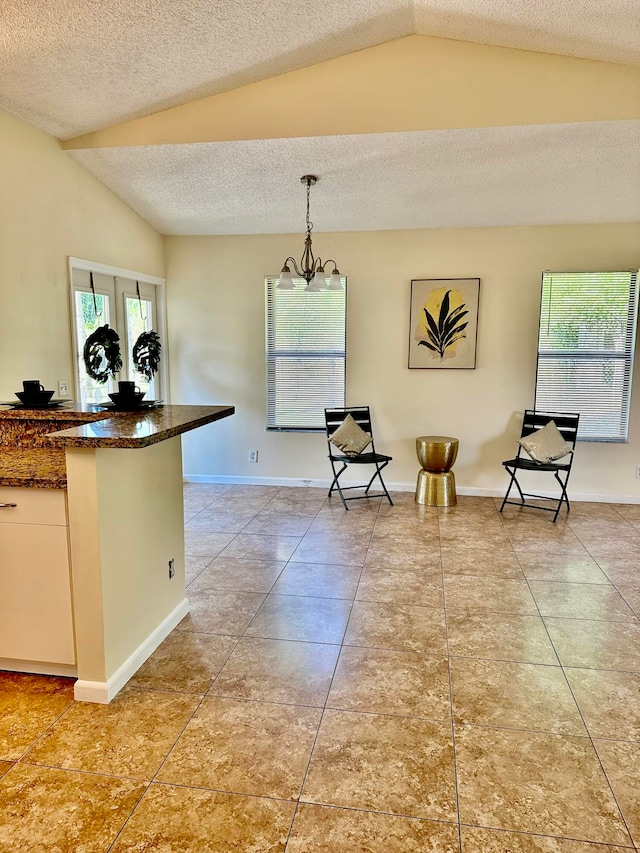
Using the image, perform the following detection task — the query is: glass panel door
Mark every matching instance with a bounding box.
[118,279,162,402]
[72,271,116,406]
[124,295,156,400]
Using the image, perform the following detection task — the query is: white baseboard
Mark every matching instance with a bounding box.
[74,597,190,704]
[0,659,78,678]
[183,475,640,505]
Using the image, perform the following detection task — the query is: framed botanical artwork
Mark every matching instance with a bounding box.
[409,278,480,369]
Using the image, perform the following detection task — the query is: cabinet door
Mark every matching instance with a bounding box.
[0,524,75,665]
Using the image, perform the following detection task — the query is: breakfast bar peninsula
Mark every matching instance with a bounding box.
[0,403,234,703]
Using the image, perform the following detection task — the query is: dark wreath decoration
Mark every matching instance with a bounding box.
[83,324,123,383]
[132,330,162,380]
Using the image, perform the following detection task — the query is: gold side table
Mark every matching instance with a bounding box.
[415,435,459,506]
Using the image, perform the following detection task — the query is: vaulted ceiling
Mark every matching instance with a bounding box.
[2,0,639,235]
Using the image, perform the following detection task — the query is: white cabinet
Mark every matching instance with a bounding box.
[0,487,75,666]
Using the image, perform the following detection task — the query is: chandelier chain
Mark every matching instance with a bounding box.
[306,177,314,237]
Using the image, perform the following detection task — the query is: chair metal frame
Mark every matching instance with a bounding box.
[500,409,580,522]
[325,406,393,510]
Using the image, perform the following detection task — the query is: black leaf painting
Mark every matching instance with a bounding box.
[418,290,468,358]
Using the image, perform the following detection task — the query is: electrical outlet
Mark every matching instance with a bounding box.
[636,466,640,479]
[168,558,175,579]
[248,450,258,463]
[58,380,69,397]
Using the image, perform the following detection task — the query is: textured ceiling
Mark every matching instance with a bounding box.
[3,1,638,235]
[1,0,638,139]
[69,121,640,235]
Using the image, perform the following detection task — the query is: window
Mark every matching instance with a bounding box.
[69,258,167,408]
[535,270,639,442]
[266,276,346,430]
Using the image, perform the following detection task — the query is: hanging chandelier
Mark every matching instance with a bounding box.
[278,175,343,291]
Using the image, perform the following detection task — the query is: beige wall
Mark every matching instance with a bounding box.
[0,109,164,400]
[66,35,640,149]
[166,224,640,501]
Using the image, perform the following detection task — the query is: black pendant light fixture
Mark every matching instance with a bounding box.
[278,175,343,291]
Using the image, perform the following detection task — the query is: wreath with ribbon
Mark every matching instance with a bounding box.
[132,330,162,380]
[83,324,123,383]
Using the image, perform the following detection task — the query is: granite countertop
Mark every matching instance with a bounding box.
[47,404,235,448]
[0,447,68,489]
[0,404,235,487]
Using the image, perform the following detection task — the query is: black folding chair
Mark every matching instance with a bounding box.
[325,406,393,510]
[500,410,580,522]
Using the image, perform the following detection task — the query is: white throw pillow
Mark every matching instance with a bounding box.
[518,420,573,464]
[330,414,371,456]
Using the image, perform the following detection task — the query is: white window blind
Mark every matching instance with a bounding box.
[535,270,639,442]
[266,276,346,430]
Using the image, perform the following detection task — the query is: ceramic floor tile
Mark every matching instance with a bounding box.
[287,803,461,852]
[271,561,361,599]
[0,764,145,853]
[184,530,235,557]
[544,617,640,671]
[110,783,296,852]
[25,686,199,779]
[266,494,327,514]
[612,503,640,523]
[220,533,302,562]
[364,542,441,569]
[461,826,633,851]
[302,709,457,820]
[450,658,585,735]
[292,533,369,566]
[594,557,640,587]
[178,588,266,635]
[244,594,352,644]
[356,566,444,607]
[184,512,255,533]
[438,526,512,551]
[587,537,640,561]
[183,496,217,513]
[344,600,447,655]
[373,516,440,537]
[441,548,523,578]
[618,585,640,616]
[243,514,316,536]
[594,738,640,847]
[444,576,538,615]
[188,557,285,593]
[308,514,377,535]
[209,495,274,513]
[0,673,75,761]
[185,554,213,585]
[211,637,339,706]
[564,668,640,740]
[517,554,611,584]
[157,696,321,799]
[509,532,588,556]
[227,485,282,498]
[455,724,631,845]
[529,581,636,621]
[327,645,450,719]
[446,612,558,664]
[568,519,637,539]
[567,502,623,520]
[128,631,237,693]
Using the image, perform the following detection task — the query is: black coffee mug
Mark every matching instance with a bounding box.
[23,380,45,395]
[118,381,140,396]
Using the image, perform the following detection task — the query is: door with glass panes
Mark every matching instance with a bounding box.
[71,269,165,407]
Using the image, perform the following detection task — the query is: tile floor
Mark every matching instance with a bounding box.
[1,484,639,851]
